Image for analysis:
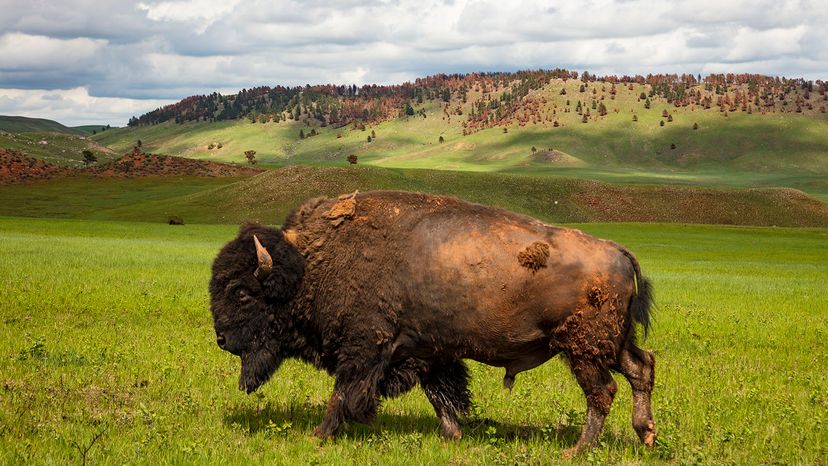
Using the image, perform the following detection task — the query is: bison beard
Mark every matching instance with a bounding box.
[239,347,282,394]
[209,191,657,456]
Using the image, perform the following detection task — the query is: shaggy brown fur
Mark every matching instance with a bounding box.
[518,241,550,272]
[209,190,655,455]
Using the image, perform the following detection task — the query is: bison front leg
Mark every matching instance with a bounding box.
[312,388,346,439]
[313,349,389,439]
[420,360,472,440]
[564,356,617,457]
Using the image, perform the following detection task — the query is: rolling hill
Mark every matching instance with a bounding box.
[0,130,117,167]
[90,73,828,201]
[2,69,826,225]
[72,125,117,135]
[0,115,84,134]
[2,165,825,227]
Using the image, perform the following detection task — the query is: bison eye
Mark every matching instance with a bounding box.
[238,289,252,303]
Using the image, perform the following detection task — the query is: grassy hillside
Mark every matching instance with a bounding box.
[0,176,242,219]
[1,217,825,464]
[0,115,82,134]
[91,78,828,201]
[1,166,825,227]
[72,125,117,136]
[0,131,117,167]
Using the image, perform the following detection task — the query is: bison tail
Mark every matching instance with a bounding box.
[631,274,653,339]
[619,247,654,339]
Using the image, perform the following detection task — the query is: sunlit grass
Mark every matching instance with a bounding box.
[90,80,828,200]
[1,217,825,464]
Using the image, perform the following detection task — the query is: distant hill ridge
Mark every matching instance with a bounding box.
[0,115,115,136]
[0,115,84,134]
[128,69,828,131]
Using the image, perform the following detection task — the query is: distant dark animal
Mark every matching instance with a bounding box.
[209,191,656,455]
[168,216,184,225]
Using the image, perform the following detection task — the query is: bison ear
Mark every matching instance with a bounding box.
[253,235,273,279]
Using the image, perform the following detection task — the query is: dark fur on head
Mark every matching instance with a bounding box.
[209,223,305,393]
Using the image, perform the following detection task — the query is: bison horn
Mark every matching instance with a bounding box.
[253,235,273,279]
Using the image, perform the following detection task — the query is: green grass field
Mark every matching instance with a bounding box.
[0,217,825,465]
[2,168,826,227]
[0,176,242,221]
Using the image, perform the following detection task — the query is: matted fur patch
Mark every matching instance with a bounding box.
[326,191,358,226]
[282,229,300,247]
[517,241,550,272]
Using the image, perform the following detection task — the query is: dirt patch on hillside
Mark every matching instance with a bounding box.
[529,149,585,165]
[0,149,75,183]
[0,147,262,185]
[86,141,116,154]
[452,142,476,151]
[92,148,263,178]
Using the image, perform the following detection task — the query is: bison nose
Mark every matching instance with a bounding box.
[216,334,227,349]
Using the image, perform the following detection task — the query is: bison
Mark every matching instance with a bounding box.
[209,190,656,454]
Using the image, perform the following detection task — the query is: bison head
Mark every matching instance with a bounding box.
[209,224,304,393]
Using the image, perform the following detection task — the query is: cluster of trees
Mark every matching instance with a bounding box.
[463,72,825,134]
[128,69,827,134]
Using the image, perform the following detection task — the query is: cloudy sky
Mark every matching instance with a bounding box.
[1,0,825,126]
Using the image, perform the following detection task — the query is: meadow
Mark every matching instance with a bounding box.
[1,217,825,465]
[90,78,828,202]
[2,168,826,228]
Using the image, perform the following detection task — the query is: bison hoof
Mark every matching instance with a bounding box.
[441,427,462,441]
[561,446,580,459]
[642,428,656,447]
[644,431,656,447]
[440,417,463,440]
[637,420,656,447]
[312,426,334,440]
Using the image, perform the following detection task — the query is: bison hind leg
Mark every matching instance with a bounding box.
[563,354,618,456]
[420,360,472,440]
[613,342,657,446]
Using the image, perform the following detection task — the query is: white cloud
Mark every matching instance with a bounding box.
[0,87,175,126]
[138,0,242,32]
[0,32,106,70]
[725,26,806,62]
[0,0,825,125]
[340,67,370,85]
